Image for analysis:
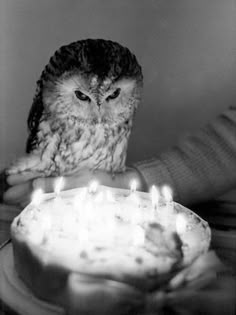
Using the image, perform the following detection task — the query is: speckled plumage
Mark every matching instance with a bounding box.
[9,39,143,176]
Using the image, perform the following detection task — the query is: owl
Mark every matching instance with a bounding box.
[8,39,143,177]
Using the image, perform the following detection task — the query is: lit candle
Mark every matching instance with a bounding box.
[130,179,137,193]
[150,185,160,221]
[54,177,65,197]
[151,185,160,210]
[176,213,187,235]
[88,180,99,194]
[31,188,44,207]
[162,185,173,203]
[162,185,174,212]
[127,179,140,224]
[27,205,45,244]
[129,179,140,204]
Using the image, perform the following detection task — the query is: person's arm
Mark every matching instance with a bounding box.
[133,105,236,205]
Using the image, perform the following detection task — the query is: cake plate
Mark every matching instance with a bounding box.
[0,243,65,315]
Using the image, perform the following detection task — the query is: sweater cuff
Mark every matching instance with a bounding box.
[132,158,179,200]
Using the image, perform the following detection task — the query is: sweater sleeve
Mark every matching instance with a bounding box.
[133,105,236,206]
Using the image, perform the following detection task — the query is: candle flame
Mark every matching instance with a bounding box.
[31,188,44,207]
[54,177,64,195]
[162,185,173,203]
[151,185,160,208]
[176,214,187,234]
[88,180,99,194]
[130,179,137,193]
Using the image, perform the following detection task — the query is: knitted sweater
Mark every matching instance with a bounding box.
[134,105,236,206]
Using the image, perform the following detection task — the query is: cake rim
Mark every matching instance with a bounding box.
[10,185,211,311]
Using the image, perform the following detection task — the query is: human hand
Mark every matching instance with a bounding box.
[1,167,146,207]
[32,167,146,193]
[141,251,235,315]
[166,251,236,315]
[0,170,42,207]
[168,251,223,290]
[67,273,143,315]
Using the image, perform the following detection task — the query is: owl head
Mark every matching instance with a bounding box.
[26,39,143,152]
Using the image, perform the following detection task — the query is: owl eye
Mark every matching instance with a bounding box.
[74,90,91,102]
[106,88,121,101]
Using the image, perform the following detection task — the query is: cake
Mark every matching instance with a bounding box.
[11,184,211,314]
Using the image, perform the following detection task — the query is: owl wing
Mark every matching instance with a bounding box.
[26,80,44,153]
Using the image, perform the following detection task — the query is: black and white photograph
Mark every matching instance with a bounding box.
[0,1,236,314]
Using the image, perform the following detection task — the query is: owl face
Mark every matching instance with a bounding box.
[43,72,142,127]
[27,39,143,153]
